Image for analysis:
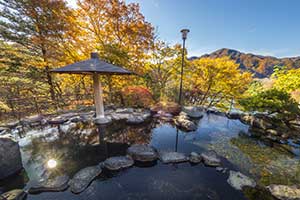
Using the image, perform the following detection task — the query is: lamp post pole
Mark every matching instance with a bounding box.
[178,29,190,106]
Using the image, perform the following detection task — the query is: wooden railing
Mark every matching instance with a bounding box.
[0,93,95,122]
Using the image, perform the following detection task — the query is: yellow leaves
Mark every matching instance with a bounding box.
[187,57,253,103]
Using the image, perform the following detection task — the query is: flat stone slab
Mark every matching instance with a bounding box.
[189,152,202,164]
[0,189,27,200]
[127,144,158,162]
[266,184,300,200]
[104,156,134,170]
[48,117,68,125]
[201,151,221,167]
[227,171,256,190]
[69,165,102,194]
[159,151,187,164]
[28,175,69,194]
[126,115,145,125]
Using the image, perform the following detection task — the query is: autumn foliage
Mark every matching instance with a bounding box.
[121,86,154,108]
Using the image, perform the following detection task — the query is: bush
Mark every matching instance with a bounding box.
[121,86,154,108]
[239,89,300,120]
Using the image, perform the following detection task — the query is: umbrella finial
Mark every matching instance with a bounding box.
[91,52,99,59]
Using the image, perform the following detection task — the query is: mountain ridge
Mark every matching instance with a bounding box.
[190,48,300,78]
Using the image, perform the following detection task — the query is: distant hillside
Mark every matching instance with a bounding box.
[190,48,300,78]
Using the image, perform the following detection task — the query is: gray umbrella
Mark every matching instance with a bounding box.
[51,52,133,120]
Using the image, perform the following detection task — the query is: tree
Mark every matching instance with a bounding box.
[186,57,252,108]
[272,67,300,93]
[144,41,182,100]
[0,0,75,101]
[76,0,155,102]
[239,89,300,121]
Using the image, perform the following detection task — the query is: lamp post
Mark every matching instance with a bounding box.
[178,29,189,106]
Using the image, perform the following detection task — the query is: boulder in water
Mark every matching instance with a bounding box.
[0,137,23,180]
[227,171,256,190]
[127,144,157,162]
[266,184,300,200]
[0,189,27,200]
[69,165,102,194]
[174,113,197,131]
[189,152,202,164]
[201,151,221,167]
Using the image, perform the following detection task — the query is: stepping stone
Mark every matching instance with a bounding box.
[201,151,221,167]
[159,151,187,164]
[266,184,300,200]
[69,165,102,194]
[189,152,202,164]
[127,144,158,162]
[28,175,69,194]
[0,189,27,200]
[227,171,256,190]
[103,156,134,170]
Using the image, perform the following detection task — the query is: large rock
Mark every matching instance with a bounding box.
[227,171,256,190]
[158,151,187,164]
[127,144,158,162]
[201,151,221,167]
[174,113,197,131]
[103,156,134,170]
[28,175,69,194]
[0,138,23,180]
[48,116,68,125]
[0,189,27,200]
[69,165,102,194]
[189,152,202,164]
[266,185,300,200]
[182,106,204,118]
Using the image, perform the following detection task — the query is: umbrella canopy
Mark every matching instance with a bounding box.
[51,52,133,122]
[51,52,132,75]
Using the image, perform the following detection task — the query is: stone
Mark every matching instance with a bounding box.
[159,151,187,164]
[183,106,204,118]
[174,114,197,131]
[116,108,134,113]
[0,138,23,180]
[189,152,202,163]
[48,116,67,125]
[127,144,158,162]
[103,156,134,170]
[59,122,77,134]
[22,114,44,126]
[126,115,145,125]
[0,189,27,200]
[201,151,221,167]
[94,117,112,125]
[28,175,69,194]
[227,171,256,190]
[3,121,19,129]
[69,165,102,194]
[266,184,300,200]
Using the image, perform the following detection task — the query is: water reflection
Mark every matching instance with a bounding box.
[1,113,300,199]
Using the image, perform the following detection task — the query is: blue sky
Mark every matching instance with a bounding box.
[69,0,300,58]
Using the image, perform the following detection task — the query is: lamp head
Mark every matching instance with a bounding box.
[181,29,190,40]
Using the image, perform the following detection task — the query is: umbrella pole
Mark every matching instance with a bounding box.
[93,73,105,118]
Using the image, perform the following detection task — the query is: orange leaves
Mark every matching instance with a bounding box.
[121,86,154,108]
